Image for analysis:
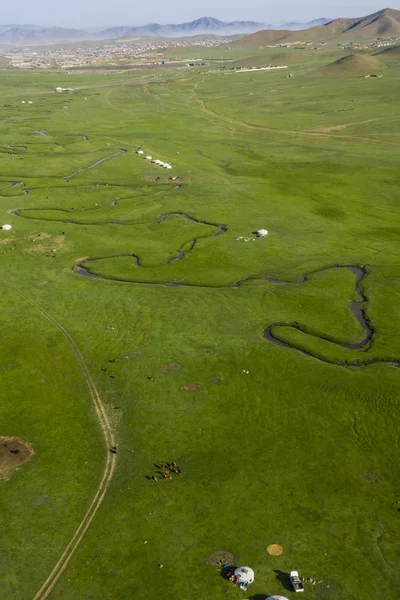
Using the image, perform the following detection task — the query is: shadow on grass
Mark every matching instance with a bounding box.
[274,569,293,591]
[220,564,237,580]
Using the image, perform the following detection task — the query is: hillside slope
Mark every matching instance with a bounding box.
[322,53,383,75]
[374,43,400,59]
[238,8,400,45]
[344,7,400,37]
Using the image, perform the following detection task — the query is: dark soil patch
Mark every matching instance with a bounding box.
[210,377,224,384]
[161,363,182,373]
[208,550,235,566]
[0,436,34,475]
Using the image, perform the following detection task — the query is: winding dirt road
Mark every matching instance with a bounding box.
[4,284,116,600]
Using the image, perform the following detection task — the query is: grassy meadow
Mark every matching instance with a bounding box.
[0,43,399,600]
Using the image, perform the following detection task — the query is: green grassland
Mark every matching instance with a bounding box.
[0,44,399,600]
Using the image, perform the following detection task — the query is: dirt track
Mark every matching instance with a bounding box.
[5,284,116,600]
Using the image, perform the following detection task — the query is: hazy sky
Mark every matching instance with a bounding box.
[2,1,399,27]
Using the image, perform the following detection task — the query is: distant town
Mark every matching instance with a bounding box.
[2,34,398,70]
[1,37,235,69]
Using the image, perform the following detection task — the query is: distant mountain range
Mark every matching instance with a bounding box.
[0,15,335,43]
[99,17,266,39]
[278,18,332,30]
[0,26,87,42]
[239,8,400,46]
[1,11,398,44]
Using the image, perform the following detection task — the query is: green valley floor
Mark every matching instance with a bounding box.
[0,45,399,600]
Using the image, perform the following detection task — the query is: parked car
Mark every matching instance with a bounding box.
[290,571,304,592]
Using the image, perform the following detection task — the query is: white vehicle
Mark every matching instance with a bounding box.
[290,571,304,593]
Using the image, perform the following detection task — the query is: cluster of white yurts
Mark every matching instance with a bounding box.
[136,149,172,169]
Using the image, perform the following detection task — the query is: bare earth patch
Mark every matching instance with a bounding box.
[0,436,34,477]
[0,237,15,245]
[54,235,65,247]
[24,233,64,254]
[25,244,55,254]
[28,232,51,241]
[36,280,49,286]
[310,118,380,134]
[267,544,284,556]
[75,256,89,263]
[208,550,235,566]
[311,125,347,133]
[161,363,182,373]
[183,384,200,391]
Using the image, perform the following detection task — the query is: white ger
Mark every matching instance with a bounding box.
[257,229,268,237]
[234,566,254,585]
[1,224,12,231]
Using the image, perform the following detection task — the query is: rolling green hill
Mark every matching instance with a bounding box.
[322,53,383,75]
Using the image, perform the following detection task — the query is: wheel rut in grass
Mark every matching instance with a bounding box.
[4,284,117,600]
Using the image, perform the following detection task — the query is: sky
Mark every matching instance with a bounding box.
[1,1,399,28]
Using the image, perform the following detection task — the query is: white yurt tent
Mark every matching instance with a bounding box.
[234,566,255,584]
[266,596,289,600]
